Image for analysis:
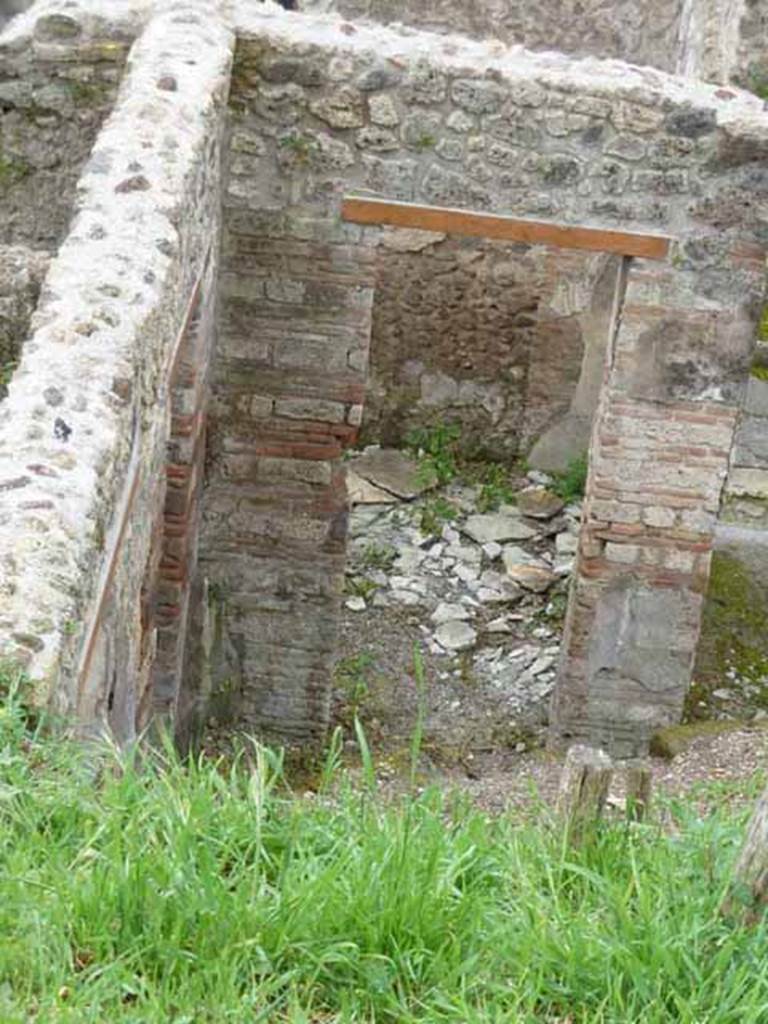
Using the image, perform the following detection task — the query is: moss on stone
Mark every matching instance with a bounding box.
[650,720,718,761]
[0,153,30,189]
[758,305,768,343]
[68,80,111,107]
[650,719,768,760]
[692,551,768,717]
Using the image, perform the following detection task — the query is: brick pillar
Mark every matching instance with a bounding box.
[201,211,375,744]
[550,252,761,757]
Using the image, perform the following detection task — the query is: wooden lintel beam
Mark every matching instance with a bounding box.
[342,196,671,261]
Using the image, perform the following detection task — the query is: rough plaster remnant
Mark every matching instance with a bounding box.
[298,0,687,73]
[0,1,233,743]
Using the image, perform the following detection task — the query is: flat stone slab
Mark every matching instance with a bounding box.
[349,448,434,500]
[434,620,477,652]
[516,487,565,520]
[431,601,471,625]
[502,546,557,593]
[462,513,537,545]
[346,469,399,505]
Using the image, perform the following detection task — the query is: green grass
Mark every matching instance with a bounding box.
[2,670,768,1022]
[551,452,589,504]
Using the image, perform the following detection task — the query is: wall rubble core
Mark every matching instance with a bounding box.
[0,0,767,757]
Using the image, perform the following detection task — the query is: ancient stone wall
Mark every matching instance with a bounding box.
[298,0,686,72]
[0,245,48,397]
[0,7,130,249]
[0,3,232,744]
[200,201,373,744]
[1,0,767,756]
[362,231,605,466]
[206,4,768,754]
[693,345,768,705]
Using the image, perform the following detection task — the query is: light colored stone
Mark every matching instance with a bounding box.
[345,596,366,612]
[454,563,480,585]
[531,655,556,676]
[502,547,557,592]
[349,448,434,499]
[483,541,503,560]
[728,469,768,500]
[555,532,579,555]
[368,93,400,127]
[348,468,399,505]
[431,602,470,625]
[462,513,537,545]
[516,488,565,520]
[486,616,512,634]
[434,620,477,652]
[380,228,445,252]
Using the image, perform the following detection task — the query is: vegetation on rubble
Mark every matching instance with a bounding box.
[0,357,17,396]
[3,661,768,1021]
[67,79,112,107]
[758,305,768,343]
[472,462,517,512]
[360,542,397,572]
[406,421,461,488]
[417,494,458,536]
[0,151,30,189]
[550,451,589,503]
[650,719,766,761]
[750,333,768,380]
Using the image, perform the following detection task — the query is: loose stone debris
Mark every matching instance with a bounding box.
[338,447,580,752]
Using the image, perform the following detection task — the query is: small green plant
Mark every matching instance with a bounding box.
[415,133,436,149]
[68,79,111,106]
[409,644,427,788]
[474,463,516,513]
[335,651,375,720]
[537,590,568,627]
[0,153,30,188]
[360,542,397,571]
[406,421,461,487]
[345,575,378,601]
[418,495,458,536]
[551,452,589,503]
[749,70,768,102]
[278,131,318,164]
[0,358,16,395]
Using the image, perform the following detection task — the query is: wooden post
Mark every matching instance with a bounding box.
[722,783,768,922]
[556,744,613,843]
[625,760,653,822]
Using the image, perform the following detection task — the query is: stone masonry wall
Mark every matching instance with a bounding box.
[298,0,686,73]
[218,4,768,754]
[693,345,768,702]
[0,1,233,744]
[0,5,131,249]
[0,244,49,397]
[363,230,604,465]
[200,205,373,743]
